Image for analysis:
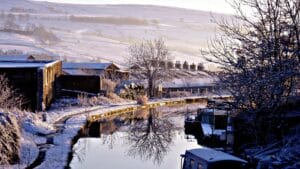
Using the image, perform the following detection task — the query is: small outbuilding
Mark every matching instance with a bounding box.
[0,60,62,111]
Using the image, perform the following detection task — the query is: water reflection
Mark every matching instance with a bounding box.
[71,105,203,169]
[126,109,176,164]
[82,108,181,164]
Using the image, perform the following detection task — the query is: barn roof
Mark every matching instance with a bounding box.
[62,62,119,70]
[0,60,59,68]
[62,69,89,75]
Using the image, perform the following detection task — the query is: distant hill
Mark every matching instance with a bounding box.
[0,0,231,67]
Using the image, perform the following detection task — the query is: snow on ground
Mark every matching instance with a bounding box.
[0,0,231,67]
[23,117,55,135]
[19,132,40,166]
[0,32,55,54]
[37,115,87,169]
[2,131,41,169]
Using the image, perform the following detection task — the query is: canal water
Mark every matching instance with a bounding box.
[70,104,205,169]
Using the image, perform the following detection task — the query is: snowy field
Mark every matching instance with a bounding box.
[0,0,231,67]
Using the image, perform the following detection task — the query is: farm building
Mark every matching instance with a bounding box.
[0,60,62,111]
[62,62,129,80]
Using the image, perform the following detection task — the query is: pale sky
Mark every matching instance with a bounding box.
[32,0,235,14]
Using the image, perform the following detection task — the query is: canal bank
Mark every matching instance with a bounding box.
[29,95,230,169]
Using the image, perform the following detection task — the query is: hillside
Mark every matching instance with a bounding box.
[0,0,230,67]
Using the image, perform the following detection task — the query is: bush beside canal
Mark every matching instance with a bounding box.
[0,112,20,165]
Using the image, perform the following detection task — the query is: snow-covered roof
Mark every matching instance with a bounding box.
[187,147,247,163]
[162,78,215,88]
[62,69,89,75]
[0,60,58,68]
[0,54,34,61]
[62,62,119,70]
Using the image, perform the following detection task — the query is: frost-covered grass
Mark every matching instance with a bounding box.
[0,112,20,165]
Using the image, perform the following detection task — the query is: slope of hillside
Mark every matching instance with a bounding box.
[0,0,229,66]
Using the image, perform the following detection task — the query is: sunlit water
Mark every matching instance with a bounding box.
[70,106,203,169]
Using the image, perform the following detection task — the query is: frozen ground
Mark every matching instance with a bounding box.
[0,0,232,68]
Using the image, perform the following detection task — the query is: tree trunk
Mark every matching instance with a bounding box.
[148,77,157,98]
[148,78,154,98]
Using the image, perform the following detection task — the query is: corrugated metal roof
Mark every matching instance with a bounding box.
[62,62,116,70]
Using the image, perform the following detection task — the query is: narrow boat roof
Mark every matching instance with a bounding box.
[187,147,247,163]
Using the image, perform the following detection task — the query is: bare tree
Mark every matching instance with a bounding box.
[202,0,300,145]
[101,79,117,94]
[128,38,172,98]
